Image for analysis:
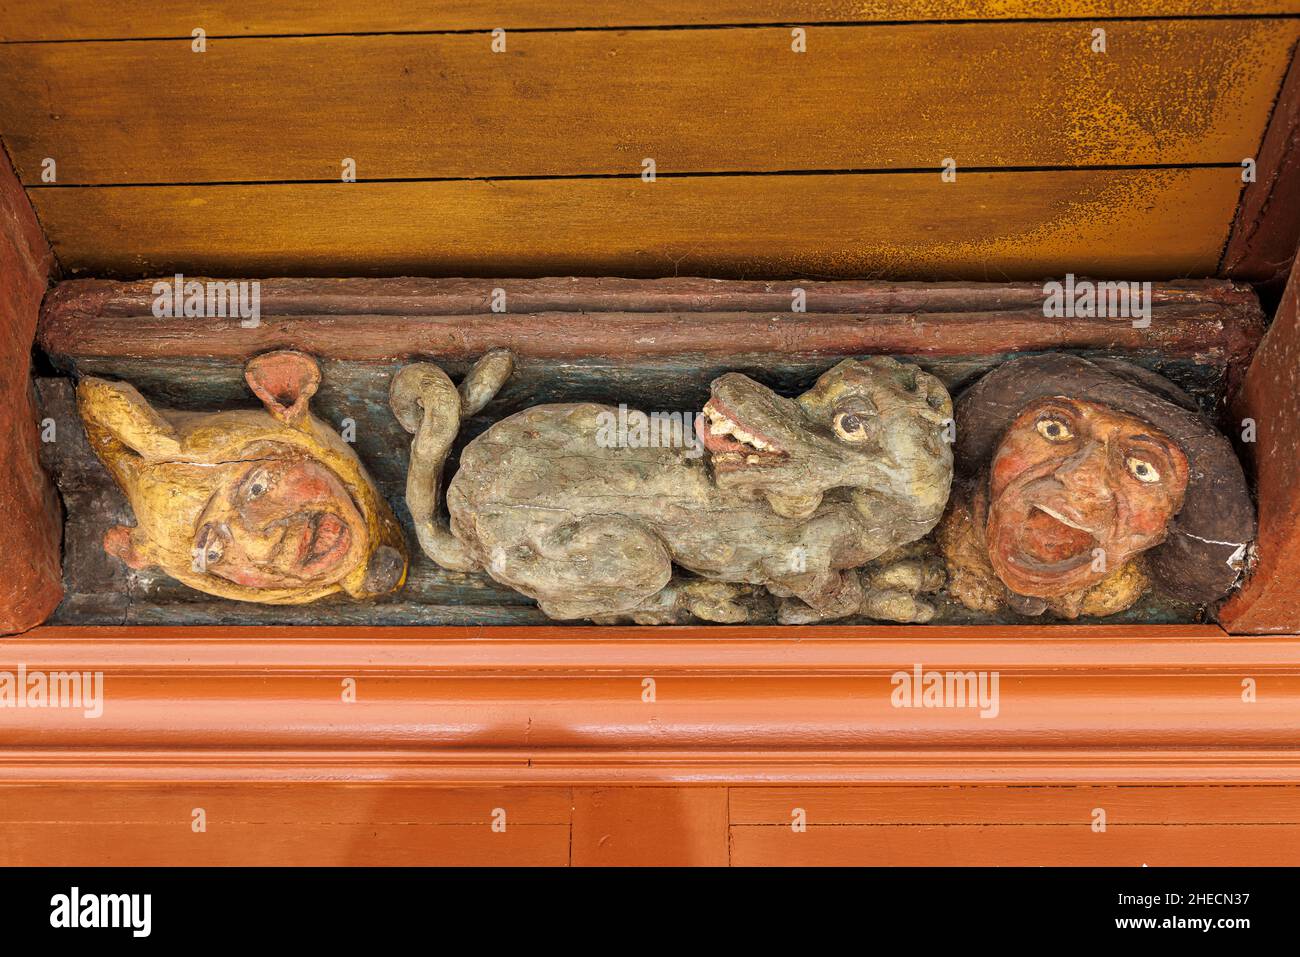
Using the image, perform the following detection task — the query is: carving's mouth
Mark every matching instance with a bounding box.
[697,397,788,472]
[297,511,351,575]
[1007,504,1100,573]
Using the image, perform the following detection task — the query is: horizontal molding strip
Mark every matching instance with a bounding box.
[3,626,1299,785]
[5,624,1294,675]
[38,304,1263,366]
[5,752,1300,787]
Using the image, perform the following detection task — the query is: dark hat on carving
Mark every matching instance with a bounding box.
[953,354,1254,603]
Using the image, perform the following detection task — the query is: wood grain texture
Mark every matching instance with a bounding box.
[571,788,729,865]
[0,148,61,634]
[729,823,1300,865]
[3,20,1295,184]
[5,2,1300,41]
[1220,248,1300,634]
[1222,42,1300,284]
[26,168,1243,279]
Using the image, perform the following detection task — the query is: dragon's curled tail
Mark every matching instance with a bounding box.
[389,350,514,571]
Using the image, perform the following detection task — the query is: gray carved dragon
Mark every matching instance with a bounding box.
[390,353,954,624]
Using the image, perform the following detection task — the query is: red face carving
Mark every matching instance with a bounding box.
[191,455,369,590]
[984,398,1189,598]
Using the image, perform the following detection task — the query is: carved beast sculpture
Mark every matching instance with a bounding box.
[391,352,954,624]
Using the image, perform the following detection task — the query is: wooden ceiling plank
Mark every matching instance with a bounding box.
[4,2,1300,42]
[0,20,1295,183]
[26,168,1242,280]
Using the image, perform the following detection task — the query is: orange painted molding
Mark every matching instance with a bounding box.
[3,624,1297,786]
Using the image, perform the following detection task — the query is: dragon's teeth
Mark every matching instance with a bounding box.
[710,418,734,436]
[732,428,755,444]
[746,455,761,464]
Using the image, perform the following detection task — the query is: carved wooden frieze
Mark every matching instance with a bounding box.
[37,276,1268,626]
[392,353,952,624]
[76,350,407,604]
[938,355,1255,620]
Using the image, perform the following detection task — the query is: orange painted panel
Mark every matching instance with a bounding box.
[730,824,1300,866]
[730,786,1300,825]
[0,785,573,825]
[571,788,729,866]
[0,822,571,866]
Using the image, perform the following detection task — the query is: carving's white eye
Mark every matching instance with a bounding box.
[1126,456,1160,483]
[243,467,273,500]
[195,524,226,569]
[833,410,875,443]
[1036,417,1073,442]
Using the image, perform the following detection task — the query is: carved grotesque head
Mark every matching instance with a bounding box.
[696,356,954,536]
[952,354,1253,607]
[77,351,407,604]
[985,397,1190,597]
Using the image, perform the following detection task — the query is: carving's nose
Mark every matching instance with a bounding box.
[1052,441,1114,512]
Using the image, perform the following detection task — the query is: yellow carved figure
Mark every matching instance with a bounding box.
[77,350,407,604]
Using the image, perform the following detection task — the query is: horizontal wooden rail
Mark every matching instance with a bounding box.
[3,625,1298,786]
[39,276,1264,364]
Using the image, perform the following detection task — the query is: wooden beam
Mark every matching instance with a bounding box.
[1221,40,1300,285]
[1220,248,1300,633]
[0,149,61,634]
[38,276,1265,366]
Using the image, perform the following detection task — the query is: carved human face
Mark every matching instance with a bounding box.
[191,453,370,590]
[984,398,1189,598]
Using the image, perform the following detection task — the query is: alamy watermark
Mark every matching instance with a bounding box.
[595,405,703,459]
[891,663,1000,718]
[0,664,104,718]
[152,273,261,328]
[50,887,151,937]
[1043,273,1152,327]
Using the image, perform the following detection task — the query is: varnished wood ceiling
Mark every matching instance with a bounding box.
[0,2,1297,279]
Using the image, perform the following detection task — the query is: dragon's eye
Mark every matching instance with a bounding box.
[1036,417,1073,443]
[833,410,875,443]
[1126,456,1161,483]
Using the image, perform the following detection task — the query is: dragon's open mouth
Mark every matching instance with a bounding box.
[697,397,787,472]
